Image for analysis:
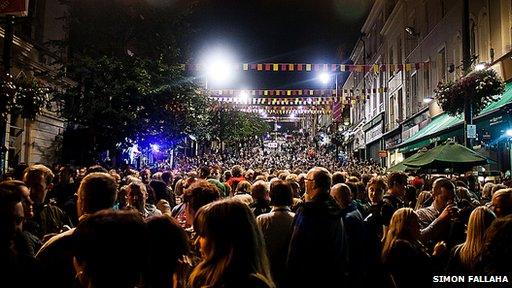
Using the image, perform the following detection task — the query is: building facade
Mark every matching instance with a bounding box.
[1,0,73,171]
[343,0,512,171]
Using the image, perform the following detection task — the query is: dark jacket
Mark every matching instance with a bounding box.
[287,193,347,288]
[383,239,432,288]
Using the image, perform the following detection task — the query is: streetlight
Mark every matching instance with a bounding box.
[318,72,331,85]
[200,47,237,89]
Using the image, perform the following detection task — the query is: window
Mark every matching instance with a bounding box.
[389,94,395,128]
[397,37,403,64]
[411,72,418,112]
[470,20,477,57]
[438,48,446,83]
[389,46,395,77]
[397,88,403,122]
[424,60,431,96]
[379,69,384,109]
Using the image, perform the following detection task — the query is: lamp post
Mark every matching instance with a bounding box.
[462,0,473,148]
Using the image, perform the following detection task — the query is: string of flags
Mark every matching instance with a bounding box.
[239,106,330,115]
[185,62,429,73]
[208,88,388,97]
[211,96,332,106]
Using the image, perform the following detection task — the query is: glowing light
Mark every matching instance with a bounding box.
[201,47,237,86]
[239,90,250,104]
[423,97,433,104]
[150,144,160,153]
[318,72,331,84]
[475,63,487,71]
[506,129,512,137]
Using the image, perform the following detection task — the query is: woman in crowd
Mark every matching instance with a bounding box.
[188,199,274,288]
[446,206,496,273]
[381,208,436,288]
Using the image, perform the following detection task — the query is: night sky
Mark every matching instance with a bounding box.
[161,0,373,89]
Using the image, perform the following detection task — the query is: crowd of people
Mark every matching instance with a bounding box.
[1,141,512,288]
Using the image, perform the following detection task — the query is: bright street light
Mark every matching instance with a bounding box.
[200,47,237,87]
[318,72,331,84]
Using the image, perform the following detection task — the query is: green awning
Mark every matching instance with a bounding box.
[397,82,512,153]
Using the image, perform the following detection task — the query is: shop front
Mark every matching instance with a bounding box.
[363,113,384,163]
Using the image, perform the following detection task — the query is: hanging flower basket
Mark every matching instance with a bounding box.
[435,69,505,116]
[0,74,18,119]
[11,76,51,120]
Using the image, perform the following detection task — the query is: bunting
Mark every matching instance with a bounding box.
[185,62,430,73]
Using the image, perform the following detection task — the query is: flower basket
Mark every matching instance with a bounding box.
[0,74,19,119]
[11,76,51,120]
[435,69,505,116]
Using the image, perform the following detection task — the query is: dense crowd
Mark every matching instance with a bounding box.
[1,144,512,288]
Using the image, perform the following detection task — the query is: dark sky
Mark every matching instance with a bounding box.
[169,0,373,89]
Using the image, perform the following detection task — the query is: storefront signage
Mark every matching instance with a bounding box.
[378,150,388,158]
[365,123,383,143]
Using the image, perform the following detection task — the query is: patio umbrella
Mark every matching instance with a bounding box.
[386,148,427,172]
[404,141,494,170]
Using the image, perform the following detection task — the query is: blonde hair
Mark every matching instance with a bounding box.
[458,206,495,271]
[381,208,419,261]
[415,191,432,210]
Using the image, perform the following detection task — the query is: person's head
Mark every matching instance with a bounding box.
[414,191,432,210]
[305,167,332,201]
[269,180,293,207]
[382,208,420,260]
[149,180,172,203]
[0,185,23,248]
[231,165,243,178]
[183,180,220,225]
[387,172,407,198]
[367,176,387,205]
[85,165,108,175]
[479,214,512,273]
[330,183,352,209]
[235,180,251,194]
[161,171,173,186]
[245,169,255,182]
[127,181,148,213]
[251,180,269,202]
[76,172,118,218]
[23,164,55,204]
[0,180,33,219]
[491,189,512,218]
[146,216,190,288]
[199,166,210,179]
[189,199,273,288]
[459,206,496,270]
[482,182,495,199]
[432,178,456,210]
[332,172,346,186]
[73,210,148,288]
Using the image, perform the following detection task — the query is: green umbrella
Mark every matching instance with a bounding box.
[404,141,494,170]
[386,148,427,172]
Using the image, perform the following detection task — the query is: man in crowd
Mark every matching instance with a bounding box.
[287,167,347,287]
[381,172,407,230]
[36,172,118,287]
[257,180,295,288]
[416,178,457,247]
[23,164,72,238]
